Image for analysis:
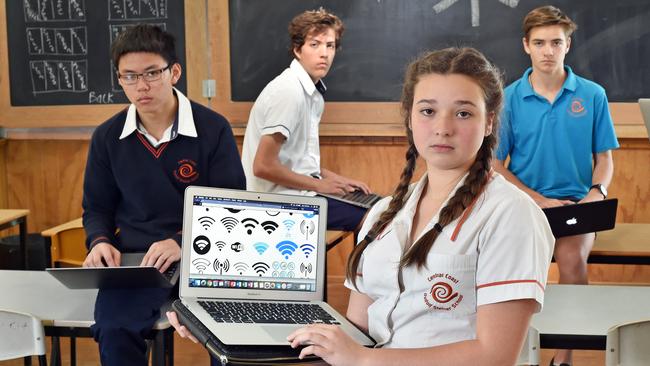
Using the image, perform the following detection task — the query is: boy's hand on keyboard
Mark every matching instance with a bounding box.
[287,324,369,366]
[141,238,181,273]
[166,311,199,343]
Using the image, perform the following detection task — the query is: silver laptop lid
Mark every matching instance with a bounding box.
[639,98,650,142]
[180,187,327,302]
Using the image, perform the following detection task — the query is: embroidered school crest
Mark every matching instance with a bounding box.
[568,97,587,117]
[174,159,199,183]
[423,273,463,311]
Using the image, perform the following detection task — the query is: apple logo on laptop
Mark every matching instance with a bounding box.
[566,217,578,225]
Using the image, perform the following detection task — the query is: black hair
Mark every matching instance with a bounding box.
[110,24,177,69]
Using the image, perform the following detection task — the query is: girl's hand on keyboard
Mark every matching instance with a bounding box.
[166,311,199,343]
[287,324,368,366]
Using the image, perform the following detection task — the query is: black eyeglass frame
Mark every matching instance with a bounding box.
[116,64,173,85]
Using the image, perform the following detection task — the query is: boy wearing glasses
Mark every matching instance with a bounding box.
[81,24,245,365]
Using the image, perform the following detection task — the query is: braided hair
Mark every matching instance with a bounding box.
[347,47,504,287]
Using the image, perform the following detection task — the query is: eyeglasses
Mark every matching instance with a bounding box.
[117,64,172,85]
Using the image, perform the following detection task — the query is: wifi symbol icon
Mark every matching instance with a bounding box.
[300,243,315,258]
[198,216,216,230]
[253,242,269,255]
[252,262,269,276]
[221,217,239,233]
[192,258,210,274]
[192,235,211,255]
[261,221,279,234]
[215,241,226,251]
[213,258,230,275]
[233,262,249,275]
[241,218,259,235]
[283,219,295,232]
[276,240,298,259]
[300,220,315,240]
[300,263,313,276]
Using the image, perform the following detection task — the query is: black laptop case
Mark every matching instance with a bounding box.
[172,299,322,365]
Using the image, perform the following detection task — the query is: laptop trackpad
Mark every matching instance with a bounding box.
[262,325,300,343]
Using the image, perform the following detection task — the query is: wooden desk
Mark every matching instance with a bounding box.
[0,270,173,366]
[0,209,29,268]
[531,284,650,350]
[589,223,650,265]
[326,230,353,251]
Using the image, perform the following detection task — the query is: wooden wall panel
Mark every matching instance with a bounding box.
[6,140,87,232]
[4,137,649,286]
[608,139,650,223]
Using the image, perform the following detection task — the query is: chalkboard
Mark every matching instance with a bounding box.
[6,0,186,106]
[229,0,650,102]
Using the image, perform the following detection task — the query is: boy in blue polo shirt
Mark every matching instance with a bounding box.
[494,6,619,366]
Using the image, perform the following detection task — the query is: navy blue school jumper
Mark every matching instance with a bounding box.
[82,99,246,366]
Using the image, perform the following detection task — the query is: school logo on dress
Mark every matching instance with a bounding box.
[568,97,587,117]
[423,273,463,311]
[174,159,199,183]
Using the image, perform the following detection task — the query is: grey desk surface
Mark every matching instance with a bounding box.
[0,270,170,329]
[532,284,650,339]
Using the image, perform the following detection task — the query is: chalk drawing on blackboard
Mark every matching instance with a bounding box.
[26,27,88,56]
[433,0,519,27]
[23,0,86,22]
[108,0,168,20]
[108,23,167,92]
[30,60,88,94]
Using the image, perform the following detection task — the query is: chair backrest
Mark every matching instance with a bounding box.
[606,319,650,366]
[516,326,540,366]
[0,309,46,361]
[41,218,86,267]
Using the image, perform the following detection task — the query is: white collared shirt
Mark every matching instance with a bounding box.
[241,59,324,195]
[345,173,554,348]
[119,88,197,146]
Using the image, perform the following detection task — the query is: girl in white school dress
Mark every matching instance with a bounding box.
[287,47,555,366]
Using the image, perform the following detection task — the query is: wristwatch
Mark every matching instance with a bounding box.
[589,184,607,199]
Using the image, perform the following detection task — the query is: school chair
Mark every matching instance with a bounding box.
[606,319,650,366]
[516,326,540,366]
[41,217,86,267]
[0,309,47,365]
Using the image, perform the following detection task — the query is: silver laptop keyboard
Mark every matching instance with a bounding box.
[198,300,340,325]
[341,191,382,206]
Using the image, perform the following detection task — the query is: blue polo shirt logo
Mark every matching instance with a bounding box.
[568,97,587,117]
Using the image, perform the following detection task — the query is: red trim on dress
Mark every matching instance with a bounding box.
[476,279,545,292]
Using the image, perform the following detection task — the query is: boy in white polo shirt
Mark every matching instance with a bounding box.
[287,48,554,365]
[241,8,370,231]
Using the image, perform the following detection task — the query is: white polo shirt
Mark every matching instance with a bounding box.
[345,173,554,348]
[241,59,324,195]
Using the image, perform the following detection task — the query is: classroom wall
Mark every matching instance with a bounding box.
[5,136,649,286]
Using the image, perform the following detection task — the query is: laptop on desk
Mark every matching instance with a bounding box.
[175,186,374,346]
[639,98,650,142]
[542,199,618,238]
[46,252,180,289]
[319,190,383,209]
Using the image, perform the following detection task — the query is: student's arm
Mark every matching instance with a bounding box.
[345,290,373,333]
[321,168,371,194]
[493,160,572,208]
[288,299,536,366]
[82,130,122,267]
[580,150,614,204]
[253,133,349,195]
